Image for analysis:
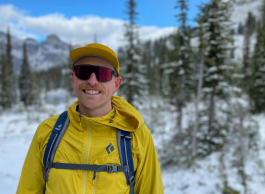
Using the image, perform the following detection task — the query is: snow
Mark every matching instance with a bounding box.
[0,90,75,194]
[5,92,255,193]
[1,1,265,193]
[231,0,262,28]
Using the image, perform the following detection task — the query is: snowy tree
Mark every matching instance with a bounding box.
[192,18,206,157]
[237,22,244,35]
[19,41,32,106]
[197,0,235,155]
[1,29,15,109]
[6,28,17,104]
[164,0,193,144]
[119,0,148,107]
[0,48,4,108]
[142,41,153,94]
[243,12,255,87]
[155,0,195,165]
[249,0,265,113]
[142,38,169,96]
[30,72,40,105]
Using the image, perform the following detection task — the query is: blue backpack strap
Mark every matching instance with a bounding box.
[42,111,69,194]
[117,129,135,194]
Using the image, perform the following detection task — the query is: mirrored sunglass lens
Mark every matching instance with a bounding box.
[74,66,91,80]
[74,65,113,81]
[98,67,113,82]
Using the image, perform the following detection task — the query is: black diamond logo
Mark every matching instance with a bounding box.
[106,143,114,155]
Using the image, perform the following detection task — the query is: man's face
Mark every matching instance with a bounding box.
[72,56,122,116]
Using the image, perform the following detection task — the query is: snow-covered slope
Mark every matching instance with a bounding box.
[0,92,264,194]
[232,0,262,27]
[228,0,262,61]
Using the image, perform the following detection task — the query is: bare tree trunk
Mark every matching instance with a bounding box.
[192,54,204,157]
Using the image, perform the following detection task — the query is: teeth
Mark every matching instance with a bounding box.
[84,90,100,94]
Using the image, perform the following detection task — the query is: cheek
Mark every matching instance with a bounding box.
[102,83,114,94]
[72,78,82,90]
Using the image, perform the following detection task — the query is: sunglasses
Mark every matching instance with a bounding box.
[73,65,116,82]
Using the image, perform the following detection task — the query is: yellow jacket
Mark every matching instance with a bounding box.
[17,96,164,194]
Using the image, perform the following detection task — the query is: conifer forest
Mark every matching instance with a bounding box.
[1,0,265,193]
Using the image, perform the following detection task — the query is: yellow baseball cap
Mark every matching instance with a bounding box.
[70,43,119,76]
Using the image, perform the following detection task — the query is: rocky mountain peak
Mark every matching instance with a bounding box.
[46,34,61,44]
[25,38,38,45]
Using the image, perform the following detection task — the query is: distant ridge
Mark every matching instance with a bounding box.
[0,0,263,73]
[0,32,80,73]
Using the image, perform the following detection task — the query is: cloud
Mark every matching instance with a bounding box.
[0,4,176,52]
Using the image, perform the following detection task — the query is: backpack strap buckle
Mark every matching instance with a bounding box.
[107,165,118,173]
[129,176,135,185]
[43,170,49,181]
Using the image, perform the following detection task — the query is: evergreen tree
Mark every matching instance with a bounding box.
[243,12,255,86]
[142,41,153,94]
[6,28,17,104]
[0,46,4,108]
[119,0,148,107]
[1,54,12,109]
[166,0,193,144]
[30,72,40,105]
[1,28,15,109]
[192,18,206,157]
[198,0,235,154]
[249,22,265,113]
[237,22,245,35]
[19,41,32,106]
[249,0,265,113]
[154,38,169,94]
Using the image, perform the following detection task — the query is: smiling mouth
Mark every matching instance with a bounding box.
[83,90,101,95]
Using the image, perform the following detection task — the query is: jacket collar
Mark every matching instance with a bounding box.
[67,96,144,132]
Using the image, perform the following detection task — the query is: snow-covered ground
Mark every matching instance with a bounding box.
[0,90,265,194]
[0,90,73,194]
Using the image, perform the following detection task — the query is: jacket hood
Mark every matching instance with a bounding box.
[68,95,144,132]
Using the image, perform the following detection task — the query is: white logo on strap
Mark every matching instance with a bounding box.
[55,124,62,130]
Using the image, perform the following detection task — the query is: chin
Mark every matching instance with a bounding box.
[83,102,101,109]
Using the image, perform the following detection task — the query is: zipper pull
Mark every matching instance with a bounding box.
[92,171,96,186]
[79,114,82,130]
[79,113,82,122]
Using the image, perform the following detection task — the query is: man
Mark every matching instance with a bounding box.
[16,43,164,194]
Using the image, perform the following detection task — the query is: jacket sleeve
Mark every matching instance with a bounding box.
[16,122,49,194]
[134,125,164,194]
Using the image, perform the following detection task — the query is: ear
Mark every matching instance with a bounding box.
[113,77,122,94]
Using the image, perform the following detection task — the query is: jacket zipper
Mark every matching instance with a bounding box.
[80,116,92,194]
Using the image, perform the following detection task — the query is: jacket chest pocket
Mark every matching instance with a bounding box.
[92,156,132,194]
[90,134,137,194]
[94,171,130,194]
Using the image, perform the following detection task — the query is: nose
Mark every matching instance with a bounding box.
[86,73,98,85]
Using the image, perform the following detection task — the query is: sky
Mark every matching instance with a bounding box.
[0,0,210,51]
